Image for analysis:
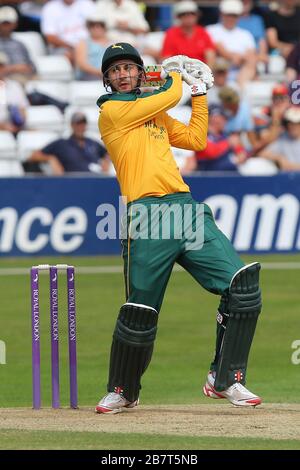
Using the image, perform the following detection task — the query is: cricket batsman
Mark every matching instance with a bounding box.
[95,42,262,413]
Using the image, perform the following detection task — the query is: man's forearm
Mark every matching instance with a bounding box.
[45,34,73,49]
[29,151,54,162]
[5,63,33,75]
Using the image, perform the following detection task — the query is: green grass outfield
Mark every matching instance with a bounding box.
[0,254,299,450]
[1,430,300,450]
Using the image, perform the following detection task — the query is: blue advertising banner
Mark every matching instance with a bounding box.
[0,174,299,256]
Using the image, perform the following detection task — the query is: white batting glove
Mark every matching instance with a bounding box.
[161,55,188,78]
[183,58,214,90]
[181,69,207,96]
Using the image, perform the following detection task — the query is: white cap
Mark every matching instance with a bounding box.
[0,6,18,23]
[219,0,243,15]
[284,107,300,124]
[86,12,107,24]
[174,1,198,17]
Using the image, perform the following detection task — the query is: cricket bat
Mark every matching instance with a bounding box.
[142,65,164,87]
[142,62,205,87]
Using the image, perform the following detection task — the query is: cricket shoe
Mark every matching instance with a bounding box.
[203,371,262,407]
[95,392,139,414]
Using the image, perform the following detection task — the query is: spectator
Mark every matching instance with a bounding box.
[196,104,247,171]
[41,0,95,63]
[218,86,254,137]
[218,85,275,154]
[1,0,45,32]
[265,0,300,58]
[286,40,300,82]
[27,111,110,174]
[0,6,35,84]
[238,0,269,66]
[161,1,215,68]
[94,0,149,46]
[207,0,257,88]
[260,106,300,170]
[240,82,289,151]
[0,51,28,133]
[75,13,110,81]
[247,83,290,153]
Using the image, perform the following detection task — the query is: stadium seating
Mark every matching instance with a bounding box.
[141,54,158,66]
[17,130,59,162]
[178,82,192,106]
[258,55,286,82]
[12,31,47,60]
[0,131,24,176]
[167,105,192,125]
[33,55,74,81]
[245,80,278,107]
[64,106,100,134]
[141,31,165,59]
[69,81,105,107]
[268,54,286,76]
[4,13,292,178]
[238,157,279,175]
[25,80,70,103]
[25,105,64,132]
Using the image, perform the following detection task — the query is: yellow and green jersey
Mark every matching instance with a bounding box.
[97,72,208,203]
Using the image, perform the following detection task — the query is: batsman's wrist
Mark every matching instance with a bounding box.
[189,83,207,96]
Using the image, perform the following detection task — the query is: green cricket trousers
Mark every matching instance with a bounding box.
[122,192,244,312]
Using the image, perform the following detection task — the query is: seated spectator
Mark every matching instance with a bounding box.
[238,0,269,66]
[75,14,110,81]
[218,84,279,155]
[207,58,240,106]
[94,0,149,46]
[286,40,300,82]
[263,83,291,132]
[0,6,35,84]
[27,111,110,174]
[196,104,247,171]
[161,0,216,68]
[218,86,254,138]
[265,0,300,58]
[207,0,257,88]
[260,106,300,170]
[41,0,95,63]
[1,0,44,32]
[247,82,291,153]
[0,51,28,134]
